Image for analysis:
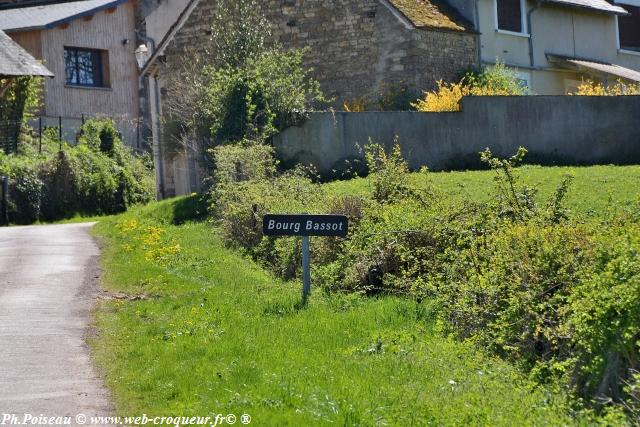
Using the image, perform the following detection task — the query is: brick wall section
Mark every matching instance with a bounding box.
[159,0,479,105]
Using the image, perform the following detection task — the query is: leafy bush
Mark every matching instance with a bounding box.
[0,157,43,224]
[365,142,413,204]
[0,76,43,154]
[574,79,640,96]
[210,143,323,278]
[567,226,640,403]
[205,140,640,421]
[211,142,277,185]
[198,49,323,145]
[0,119,154,223]
[165,0,324,155]
[39,151,81,220]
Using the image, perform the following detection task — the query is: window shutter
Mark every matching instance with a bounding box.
[497,0,523,33]
[619,5,640,50]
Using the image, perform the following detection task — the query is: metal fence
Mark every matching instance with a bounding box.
[0,175,8,226]
[28,115,149,151]
[0,114,150,154]
[0,119,21,154]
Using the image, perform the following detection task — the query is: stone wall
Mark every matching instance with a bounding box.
[154,0,479,198]
[159,0,479,105]
[273,96,640,176]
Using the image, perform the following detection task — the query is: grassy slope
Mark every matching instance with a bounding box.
[327,165,640,218]
[92,197,583,426]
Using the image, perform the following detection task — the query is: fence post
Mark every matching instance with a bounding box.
[38,116,42,154]
[58,116,62,151]
[1,176,8,226]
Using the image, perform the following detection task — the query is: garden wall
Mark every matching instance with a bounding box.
[273,96,640,175]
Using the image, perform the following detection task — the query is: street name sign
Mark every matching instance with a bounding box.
[263,213,349,302]
[263,214,348,237]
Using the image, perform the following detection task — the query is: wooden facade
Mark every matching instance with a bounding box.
[6,1,139,143]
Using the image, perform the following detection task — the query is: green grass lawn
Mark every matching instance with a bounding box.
[93,164,640,425]
[326,165,640,219]
[92,197,587,426]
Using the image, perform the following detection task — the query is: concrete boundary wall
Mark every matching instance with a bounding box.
[273,96,640,176]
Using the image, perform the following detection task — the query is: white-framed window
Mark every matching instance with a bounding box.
[494,0,528,35]
[615,3,640,53]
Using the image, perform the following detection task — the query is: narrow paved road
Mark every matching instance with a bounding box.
[0,223,112,421]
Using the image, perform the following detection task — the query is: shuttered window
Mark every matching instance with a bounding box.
[619,5,640,51]
[497,0,524,33]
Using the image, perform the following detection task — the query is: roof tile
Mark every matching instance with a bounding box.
[0,29,53,76]
[0,0,126,32]
[543,0,628,15]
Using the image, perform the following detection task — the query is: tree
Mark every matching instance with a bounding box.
[164,0,324,154]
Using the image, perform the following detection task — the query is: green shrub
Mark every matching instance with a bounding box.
[165,0,325,149]
[213,172,322,278]
[0,76,42,154]
[211,143,322,278]
[441,223,593,373]
[99,125,117,154]
[4,161,43,224]
[199,49,323,145]
[0,119,154,223]
[567,225,640,404]
[211,142,277,185]
[205,141,640,421]
[39,151,80,220]
[364,142,413,204]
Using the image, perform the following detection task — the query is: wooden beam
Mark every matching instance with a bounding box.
[58,23,70,29]
[83,14,93,21]
[106,7,117,13]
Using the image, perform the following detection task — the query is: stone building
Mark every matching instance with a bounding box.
[139,0,480,198]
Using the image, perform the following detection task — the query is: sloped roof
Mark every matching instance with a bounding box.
[0,29,53,76]
[543,0,628,15]
[548,54,640,82]
[387,0,473,31]
[0,0,127,32]
[141,0,476,76]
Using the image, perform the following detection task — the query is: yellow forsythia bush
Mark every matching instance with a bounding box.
[412,80,467,112]
[574,79,640,96]
[413,64,528,112]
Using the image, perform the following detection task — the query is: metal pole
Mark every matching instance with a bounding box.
[38,116,42,154]
[302,236,311,302]
[58,116,62,150]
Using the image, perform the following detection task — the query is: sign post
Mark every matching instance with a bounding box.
[263,214,348,302]
[301,235,311,300]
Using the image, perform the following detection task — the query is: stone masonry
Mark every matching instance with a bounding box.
[159,0,479,105]
[150,0,479,197]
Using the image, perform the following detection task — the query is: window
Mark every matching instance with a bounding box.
[64,47,108,87]
[618,5,640,51]
[496,0,526,34]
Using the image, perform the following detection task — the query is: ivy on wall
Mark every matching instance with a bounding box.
[0,76,42,154]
